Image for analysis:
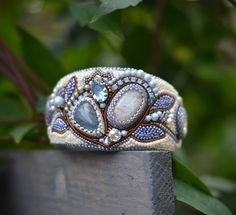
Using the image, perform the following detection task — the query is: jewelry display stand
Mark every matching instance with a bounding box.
[0,150,174,215]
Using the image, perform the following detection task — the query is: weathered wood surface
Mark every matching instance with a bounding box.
[0,150,174,215]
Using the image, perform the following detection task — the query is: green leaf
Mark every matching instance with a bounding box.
[18,28,65,89]
[9,123,34,144]
[201,175,236,193]
[174,179,232,215]
[69,2,98,26]
[92,0,142,22]
[36,94,47,114]
[69,2,123,38]
[172,157,211,195]
[90,12,123,38]
[0,17,21,55]
[0,96,31,120]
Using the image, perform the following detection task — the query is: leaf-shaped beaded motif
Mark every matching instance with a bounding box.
[132,125,165,140]
[151,95,174,110]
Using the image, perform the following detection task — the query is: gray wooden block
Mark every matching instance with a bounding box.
[0,150,174,215]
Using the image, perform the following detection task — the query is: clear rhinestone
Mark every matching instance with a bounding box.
[108,128,122,142]
[91,81,108,102]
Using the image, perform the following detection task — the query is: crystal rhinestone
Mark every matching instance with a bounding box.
[108,128,122,142]
[73,101,99,131]
[91,81,108,102]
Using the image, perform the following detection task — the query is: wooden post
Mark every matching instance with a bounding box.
[0,150,174,215]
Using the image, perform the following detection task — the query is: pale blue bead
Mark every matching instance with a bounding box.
[117,80,123,85]
[112,84,118,90]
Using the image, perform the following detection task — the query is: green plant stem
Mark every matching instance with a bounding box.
[0,47,37,109]
[0,37,49,96]
[228,0,236,7]
[0,117,34,124]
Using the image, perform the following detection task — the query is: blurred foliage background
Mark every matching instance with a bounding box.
[0,0,236,214]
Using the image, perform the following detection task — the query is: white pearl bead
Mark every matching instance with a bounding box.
[151,113,159,121]
[145,115,152,121]
[177,96,182,103]
[183,127,187,135]
[78,87,83,93]
[149,79,157,88]
[54,96,64,106]
[144,74,152,82]
[85,85,90,90]
[137,69,144,77]
[121,130,128,136]
[126,70,131,76]
[130,70,136,76]
[50,105,56,111]
[99,103,106,108]
[153,88,158,93]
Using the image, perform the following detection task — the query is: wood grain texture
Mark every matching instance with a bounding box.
[0,150,174,215]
